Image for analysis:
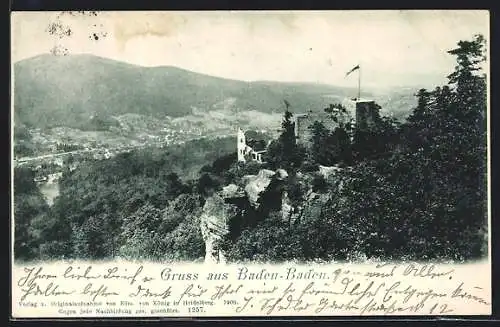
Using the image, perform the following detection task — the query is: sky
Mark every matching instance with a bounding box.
[11,10,489,90]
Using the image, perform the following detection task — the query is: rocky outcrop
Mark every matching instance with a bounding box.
[242,169,276,209]
[200,193,240,263]
[199,164,349,263]
[200,168,289,263]
[221,183,245,198]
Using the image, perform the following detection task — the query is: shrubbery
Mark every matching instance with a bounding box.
[224,34,488,263]
[13,137,234,261]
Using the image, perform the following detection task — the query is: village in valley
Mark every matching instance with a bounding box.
[15,87,381,208]
[15,59,379,202]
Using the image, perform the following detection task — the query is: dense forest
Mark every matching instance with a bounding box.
[13,35,488,263]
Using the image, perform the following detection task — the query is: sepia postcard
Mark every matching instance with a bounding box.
[10,10,491,318]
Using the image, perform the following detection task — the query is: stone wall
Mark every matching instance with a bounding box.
[294,100,381,146]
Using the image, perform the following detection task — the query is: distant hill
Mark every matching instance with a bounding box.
[13,54,370,130]
[375,87,418,122]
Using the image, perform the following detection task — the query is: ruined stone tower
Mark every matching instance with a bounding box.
[237,100,382,154]
[354,99,380,131]
[293,99,381,145]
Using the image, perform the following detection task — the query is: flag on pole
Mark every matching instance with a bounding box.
[345,65,360,78]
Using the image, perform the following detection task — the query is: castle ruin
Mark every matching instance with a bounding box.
[237,98,381,162]
[293,99,381,145]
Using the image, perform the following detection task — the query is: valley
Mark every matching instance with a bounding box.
[12,54,417,195]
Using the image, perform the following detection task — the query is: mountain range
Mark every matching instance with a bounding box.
[13,54,417,130]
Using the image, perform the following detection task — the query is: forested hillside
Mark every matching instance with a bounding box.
[13,54,357,129]
[13,35,488,263]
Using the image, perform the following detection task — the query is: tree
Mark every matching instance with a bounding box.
[280,107,299,164]
[265,104,305,172]
[197,173,222,197]
[308,109,355,166]
[445,34,488,255]
[447,34,486,107]
[210,152,237,176]
[13,167,51,260]
[118,202,164,259]
[307,103,356,166]
[330,126,353,165]
[308,121,331,165]
[14,125,35,157]
[324,103,348,123]
[388,34,488,260]
[407,88,432,125]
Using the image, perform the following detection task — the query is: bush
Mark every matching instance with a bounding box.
[311,174,327,193]
[301,160,319,173]
[226,213,304,262]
